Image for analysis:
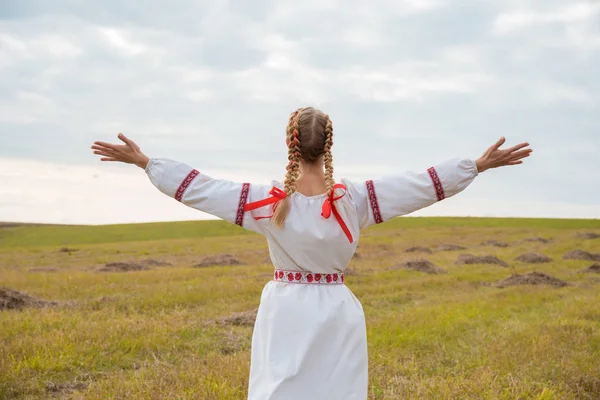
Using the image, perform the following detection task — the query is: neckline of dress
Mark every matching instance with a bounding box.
[292,191,329,200]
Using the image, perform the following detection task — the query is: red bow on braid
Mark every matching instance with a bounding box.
[244,184,354,243]
[322,184,353,243]
[244,187,287,220]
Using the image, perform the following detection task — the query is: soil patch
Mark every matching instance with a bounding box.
[389,259,446,274]
[352,252,362,259]
[576,232,600,240]
[563,250,600,261]
[579,263,600,274]
[58,247,78,253]
[481,240,509,248]
[46,381,89,395]
[456,254,508,267]
[492,272,568,288]
[97,262,149,272]
[345,267,358,276]
[405,246,432,254]
[515,253,553,264]
[139,259,172,267]
[524,237,551,244]
[28,268,58,273]
[218,309,258,327]
[435,244,466,251]
[194,254,245,268]
[0,288,58,310]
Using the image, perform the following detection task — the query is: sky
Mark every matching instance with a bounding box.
[0,0,598,225]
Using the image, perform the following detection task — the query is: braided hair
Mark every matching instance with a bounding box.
[272,107,335,228]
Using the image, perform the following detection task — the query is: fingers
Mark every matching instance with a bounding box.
[118,133,140,151]
[506,142,530,153]
[93,141,119,150]
[507,160,523,166]
[509,148,533,160]
[100,157,119,162]
[492,136,506,150]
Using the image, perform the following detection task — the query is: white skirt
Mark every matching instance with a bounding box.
[248,279,368,400]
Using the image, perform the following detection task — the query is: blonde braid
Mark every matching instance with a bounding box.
[323,115,335,195]
[272,109,302,227]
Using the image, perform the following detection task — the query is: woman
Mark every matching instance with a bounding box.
[92,107,532,400]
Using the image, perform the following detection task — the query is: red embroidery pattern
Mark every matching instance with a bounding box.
[427,167,445,201]
[366,180,383,224]
[175,169,200,202]
[273,269,345,285]
[235,183,251,226]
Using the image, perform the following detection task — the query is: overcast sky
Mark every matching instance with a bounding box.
[0,0,598,225]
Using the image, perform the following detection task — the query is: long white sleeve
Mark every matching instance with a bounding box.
[145,158,271,233]
[343,158,479,229]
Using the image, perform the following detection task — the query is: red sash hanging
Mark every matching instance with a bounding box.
[244,184,354,243]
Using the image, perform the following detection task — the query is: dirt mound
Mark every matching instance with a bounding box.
[576,232,600,240]
[139,259,172,267]
[218,309,258,327]
[481,240,509,248]
[524,237,551,244]
[390,259,446,274]
[58,247,78,253]
[563,250,600,261]
[405,246,432,254]
[492,272,568,288]
[515,253,553,264]
[435,244,466,251]
[194,254,245,268]
[579,263,600,274]
[28,268,58,273]
[456,254,508,267]
[97,262,149,272]
[46,381,89,394]
[0,288,57,310]
[352,252,362,259]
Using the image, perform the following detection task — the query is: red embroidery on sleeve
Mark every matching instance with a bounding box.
[366,180,383,224]
[175,169,200,202]
[235,183,251,226]
[427,167,445,201]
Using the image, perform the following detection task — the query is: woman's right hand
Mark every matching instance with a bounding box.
[476,137,532,173]
[91,133,150,169]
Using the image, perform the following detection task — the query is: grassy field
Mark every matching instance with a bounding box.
[1,217,599,399]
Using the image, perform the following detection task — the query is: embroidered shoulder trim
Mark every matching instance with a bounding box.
[273,269,345,285]
[366,180,383,224]
[175,169,200,202]
[427,167,445,201]
[236,183,251,226]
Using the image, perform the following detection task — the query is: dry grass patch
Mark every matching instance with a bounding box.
[563,250,600,261]
[455,254,508,267]
[481,240,509,247]
[435,244,466,251]
[492,272,568,288]
[405,247,432,254]
[514,253,553,264]
[0,287,59,310]
[194,254,245,267]
[388,259,446,274]
[97,262,149,272]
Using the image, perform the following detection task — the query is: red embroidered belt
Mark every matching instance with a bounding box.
[273,269,345,285]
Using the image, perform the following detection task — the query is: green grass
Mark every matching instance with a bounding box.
[1,217,599,399]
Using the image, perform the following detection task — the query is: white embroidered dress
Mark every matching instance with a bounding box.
[145,157,479,400]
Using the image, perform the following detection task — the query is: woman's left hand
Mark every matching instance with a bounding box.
[91,133,150,169]
[476,137,532,173]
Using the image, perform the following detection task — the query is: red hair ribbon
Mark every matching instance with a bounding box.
[244,187,287,220]
[321,184,353,243]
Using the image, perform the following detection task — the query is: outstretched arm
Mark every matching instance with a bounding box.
[344,137,532,229]
[91,134,271,233]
